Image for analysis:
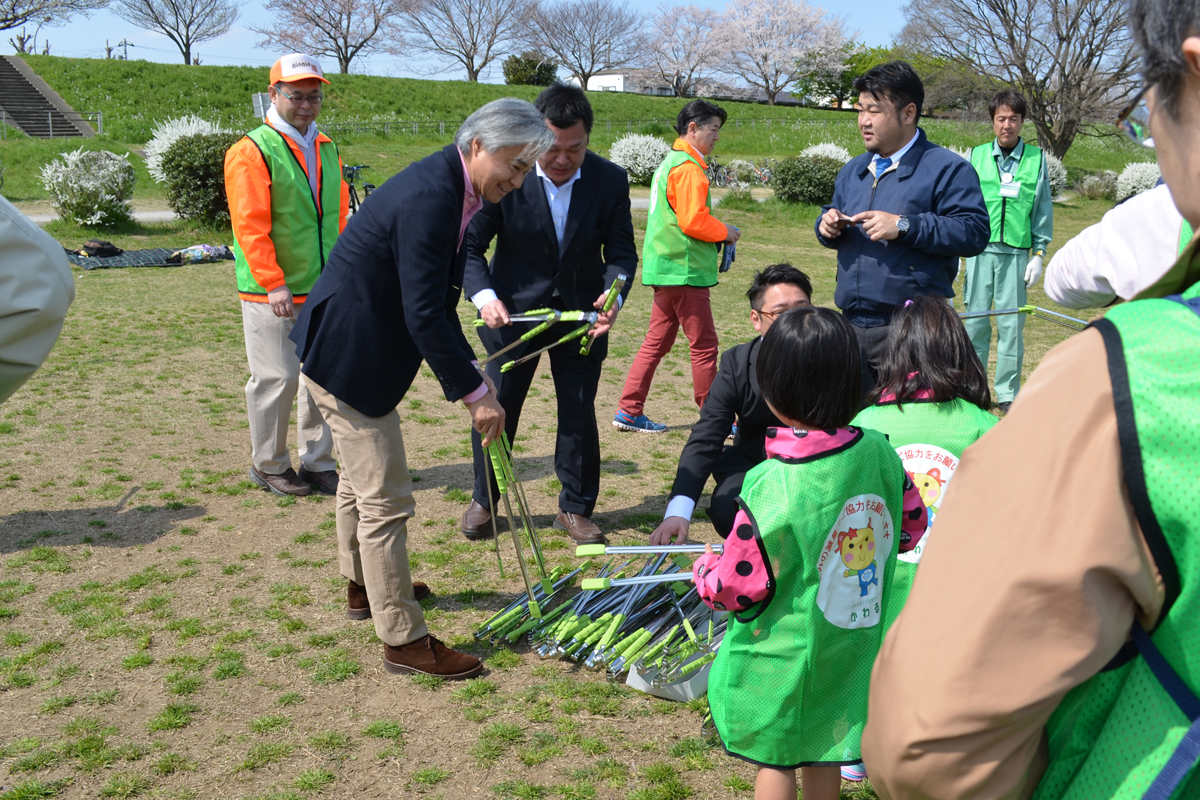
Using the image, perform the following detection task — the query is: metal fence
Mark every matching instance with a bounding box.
[0,106,103,138]
[317,116,842,138]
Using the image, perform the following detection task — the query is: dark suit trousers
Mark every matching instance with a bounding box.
[471,323,606,517]
[852,321,891,399]
[708,446,759,538]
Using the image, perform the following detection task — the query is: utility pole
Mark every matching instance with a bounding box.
[116,38,134,60]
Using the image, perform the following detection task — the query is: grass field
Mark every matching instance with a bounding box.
[0,160,1112,799]
[0,55,1155,209]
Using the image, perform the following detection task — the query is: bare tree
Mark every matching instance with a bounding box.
[648,4,722,97]
[901,0,1138,156]
[1,0,106,34]
[401,0,530,82]
[252,0,407,74]
[112,0,238,64]
[719,0,850,105]
[526,0,644,89]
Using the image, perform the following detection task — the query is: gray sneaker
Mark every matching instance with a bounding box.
[249,466,311,497]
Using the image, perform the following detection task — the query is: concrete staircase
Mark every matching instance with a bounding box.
[0,55,93,138]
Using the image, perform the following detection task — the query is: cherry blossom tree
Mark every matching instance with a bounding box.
[719,0,851,105]
[647,5,724,97]
[526,0,644,89]
[401,0,532,82]
[252,0,409,74]
[0,0,106,35]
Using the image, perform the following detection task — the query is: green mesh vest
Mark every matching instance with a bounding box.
[1032,275,1200,800]
[707,428,908,768]
[971,141,1043,249]
[852,398,998,630]
[641,148,719,287]
[233,125,341,299]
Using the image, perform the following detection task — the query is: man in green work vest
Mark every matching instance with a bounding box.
[225,54,349,498]
[613,100,741,433]
[963,88,1053,413]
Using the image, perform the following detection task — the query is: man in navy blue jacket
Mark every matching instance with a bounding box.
[816,61,989,389]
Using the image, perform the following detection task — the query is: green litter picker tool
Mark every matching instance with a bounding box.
[486,432,549,616]
[959,305,1088,331]
[580,273,628,356]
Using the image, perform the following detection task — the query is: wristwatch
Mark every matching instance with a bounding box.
[896,215,911,239]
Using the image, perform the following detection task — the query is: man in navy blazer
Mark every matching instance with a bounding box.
[816,61,989,391]
[291,99,554,680]
[460,85,637,544]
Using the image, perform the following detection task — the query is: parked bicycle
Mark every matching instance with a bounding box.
[343,164,375,214]
[749,158,777,187]
[704,154,731,188]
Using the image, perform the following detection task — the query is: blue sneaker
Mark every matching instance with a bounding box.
[841,763,867,782]
[613,410,667,433]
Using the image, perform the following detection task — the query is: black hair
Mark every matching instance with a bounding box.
[868,296,991,410]
[852,61,925,123]
[675,100,727,136]
[757,307,862,430]
[1129,0,1200,118]
[746,263,814,310]
[989,88,1028,120]
[535,83,594,134]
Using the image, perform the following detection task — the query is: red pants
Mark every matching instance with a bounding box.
[618,285,719,415]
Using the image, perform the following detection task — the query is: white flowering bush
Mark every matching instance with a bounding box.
[1116,161,1162,201]
[799,143,852,163]
[726,159,756,182]
[41,149,136,227]
[1045,153,1068,199]
[609,133,671,186]
[145,115,228,184]
[1075,170,1118,201]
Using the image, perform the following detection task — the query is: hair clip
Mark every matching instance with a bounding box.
[904,300,914,307]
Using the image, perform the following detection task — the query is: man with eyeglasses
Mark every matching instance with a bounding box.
[649,264,811,545]
[861,1,1200,795]
[225,54,348,498]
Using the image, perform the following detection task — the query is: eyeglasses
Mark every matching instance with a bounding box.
[276,86,324,106]
[1117,85,1153,148]
[757,301,811,320]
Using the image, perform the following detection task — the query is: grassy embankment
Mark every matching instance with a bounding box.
[1,54,1155,210]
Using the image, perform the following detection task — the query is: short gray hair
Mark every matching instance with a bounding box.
[455,98,555,165]
[1130,0,1200,117]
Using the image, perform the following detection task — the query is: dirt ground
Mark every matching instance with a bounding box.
[0,193,1096,799]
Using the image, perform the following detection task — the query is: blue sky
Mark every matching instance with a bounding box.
[34,0,905,79]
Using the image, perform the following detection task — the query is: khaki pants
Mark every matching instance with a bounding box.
[304,375,428,647]
[241,300,336,474]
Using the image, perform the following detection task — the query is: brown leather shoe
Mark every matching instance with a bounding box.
[298,467,339,495]
[383,635,483,679]
[348,580,430,620]
[553,511,604,544]
[460,500,493,541]
[249,466,311,497]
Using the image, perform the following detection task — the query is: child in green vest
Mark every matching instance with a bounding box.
[691,307,928,800]
[853,297,998,633]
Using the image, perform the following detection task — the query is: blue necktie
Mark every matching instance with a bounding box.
[875,156,893,174]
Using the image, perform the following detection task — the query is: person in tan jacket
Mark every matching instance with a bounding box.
[0,195,74,405]
[861,2,1200,796]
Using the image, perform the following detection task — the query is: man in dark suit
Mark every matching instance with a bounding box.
[648,264,812,545]
[460,85,637,545]
[290,98,554,679]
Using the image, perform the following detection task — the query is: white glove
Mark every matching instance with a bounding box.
[1025,254,1044,289]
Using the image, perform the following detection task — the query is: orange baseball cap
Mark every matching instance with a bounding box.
[269,53,330,85]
